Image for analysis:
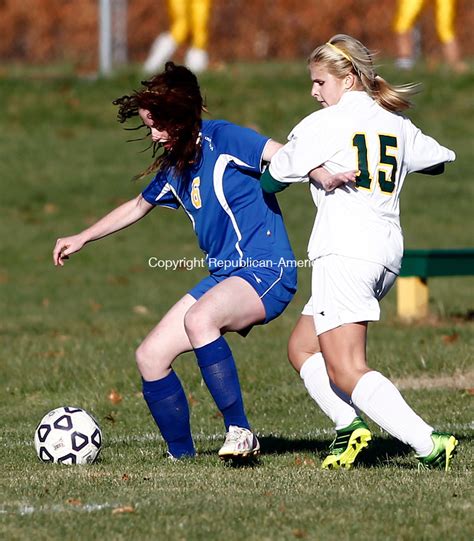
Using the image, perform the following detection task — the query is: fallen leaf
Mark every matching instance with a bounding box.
[43,203,58,215]
[108,389,123,405]
[293,529,307,539]
[442,333,459,344]
[89,300,102,313]
[294,455,315,467]
[133,305,149,315]
[112,505,135,515]
[188,393,199,407]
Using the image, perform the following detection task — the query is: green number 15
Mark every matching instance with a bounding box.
[352,133,398,194]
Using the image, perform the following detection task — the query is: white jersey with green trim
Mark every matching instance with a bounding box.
[269,91,455,273]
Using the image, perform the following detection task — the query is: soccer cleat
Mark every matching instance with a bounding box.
[218,425,260,460]
[321,417,372,470]
[184,47,209,73]
[143,32,178,74]
[417,432,459,471]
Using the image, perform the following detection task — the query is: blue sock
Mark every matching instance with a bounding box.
[142,371,195,458]
[195,336,250,431]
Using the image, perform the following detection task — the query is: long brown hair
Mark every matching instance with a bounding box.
[309,34,420,112]
[113,62,206,179]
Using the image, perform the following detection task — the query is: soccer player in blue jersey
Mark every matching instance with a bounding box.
[53,62,311,461]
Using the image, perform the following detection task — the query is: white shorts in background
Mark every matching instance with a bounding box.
[302,254,397,335]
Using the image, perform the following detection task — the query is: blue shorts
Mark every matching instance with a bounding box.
[188,263,297,326]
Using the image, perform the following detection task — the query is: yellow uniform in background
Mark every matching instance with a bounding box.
[393,0,467,72]
[394,0,456,43]
[144,0,212,74]
[168,0,211,50]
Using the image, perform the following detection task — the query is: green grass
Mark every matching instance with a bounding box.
[1,61,473,540]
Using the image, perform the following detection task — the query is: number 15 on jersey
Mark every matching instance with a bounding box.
[353,133,398,195]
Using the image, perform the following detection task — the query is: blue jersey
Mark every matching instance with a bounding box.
[142,120,295,276]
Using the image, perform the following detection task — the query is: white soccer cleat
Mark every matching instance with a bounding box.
[184,47,209,73]
[218,425,260,460]
[143,32,178,74]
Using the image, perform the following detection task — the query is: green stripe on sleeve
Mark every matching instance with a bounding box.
[260,168,289,193]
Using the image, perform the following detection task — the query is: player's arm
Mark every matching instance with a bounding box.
[261,166,357,193]
[261,139,283,162]
[53,195,154,267]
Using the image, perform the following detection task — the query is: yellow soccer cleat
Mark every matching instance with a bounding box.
[321,417,372,470]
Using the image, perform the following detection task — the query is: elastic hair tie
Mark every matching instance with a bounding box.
[326,42,352,62]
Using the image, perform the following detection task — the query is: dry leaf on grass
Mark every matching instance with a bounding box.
[133,305,149,315]
[441,332,459,344]
[188,393,199,407]
[112,505,135,515]
[43,203,58,214]
[108,389,123,405]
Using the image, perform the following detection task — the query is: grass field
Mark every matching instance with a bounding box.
[1,60,473,540]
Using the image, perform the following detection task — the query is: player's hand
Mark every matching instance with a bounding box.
[309,168,358,192]
[319,170,358,191]
[53,235,86,267]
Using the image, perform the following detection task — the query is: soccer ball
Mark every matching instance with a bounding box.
[34,406,102,464]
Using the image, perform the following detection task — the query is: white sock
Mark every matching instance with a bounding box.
[351,371,434,456]
[300,353,358,430]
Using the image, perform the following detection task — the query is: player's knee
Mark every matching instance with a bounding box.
[135,340,155,375]
[288,342,313,374]
[183,304,212,340]
[288,331,319,373]
[287,334,303,371]
[326,360,368,394]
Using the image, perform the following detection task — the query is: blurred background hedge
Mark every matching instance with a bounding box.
[0,0,472,72]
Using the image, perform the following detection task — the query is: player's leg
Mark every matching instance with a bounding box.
[436,0,468,72]
[288,313,361,429]
[289,313,370,469]
[136,294,197,458]
[320,323,458,469]
[143,0,187,74]
[393,0,424,69]
[185,0,211,72]
[316,256,458,469]
[184,276,264,459]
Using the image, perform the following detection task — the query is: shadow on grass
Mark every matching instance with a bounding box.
[198,433,471,468]
[259,435,413,468]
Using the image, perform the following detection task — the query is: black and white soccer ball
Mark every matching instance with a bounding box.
[34,406,102,464]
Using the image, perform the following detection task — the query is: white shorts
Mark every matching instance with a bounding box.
[302,254,397,335]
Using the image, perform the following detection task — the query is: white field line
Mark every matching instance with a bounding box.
[0,429,334,448]
[0,502,132,516]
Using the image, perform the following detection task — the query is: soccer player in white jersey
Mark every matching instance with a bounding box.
[261,34,458,470]
[52,62,341,462]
